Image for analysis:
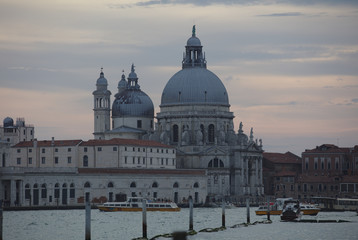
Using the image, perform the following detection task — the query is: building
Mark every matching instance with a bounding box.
[93,26,264,201]
[1,138,207,206]
[298,144,358,199]
[0,26,263,207]
[262,152,301,198]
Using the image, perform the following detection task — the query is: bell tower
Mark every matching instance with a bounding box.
[93,68,111,139]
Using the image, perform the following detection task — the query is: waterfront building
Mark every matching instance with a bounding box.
[0,26,264,207]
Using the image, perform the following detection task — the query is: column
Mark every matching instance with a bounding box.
[10,180,16,206]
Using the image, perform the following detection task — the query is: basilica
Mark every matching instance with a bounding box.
[92,26,264,198]
[0,26,263,207]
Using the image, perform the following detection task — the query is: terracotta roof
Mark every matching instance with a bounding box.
[273,170,297,177]
[80,138,173,148]
[263,152,301,164]
[303,144,351,154]
[78,168,206,176]
[13,139,82,148]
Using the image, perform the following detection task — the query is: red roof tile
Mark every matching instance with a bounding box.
[80,138,173,148]
[78,168,206,176]
[13,139,82,148]
[263,152,301,164]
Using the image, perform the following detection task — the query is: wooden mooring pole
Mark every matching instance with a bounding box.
[221,199,226,228]
[85,192,91,240]
[267,197,271,221]
[189,196,193,231]
[246,198,250,224]
[142,199,147,239]
[0,200,3,240]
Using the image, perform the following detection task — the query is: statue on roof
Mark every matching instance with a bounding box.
[192,25,196,37]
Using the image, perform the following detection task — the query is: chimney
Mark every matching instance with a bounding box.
[51,137,55,146]
[33,138,37,148]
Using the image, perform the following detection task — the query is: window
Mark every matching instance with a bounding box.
[173,182,179,188]
[173,125,179,143]
[25,184,31,199]
[321,158,324,170]
[41,184,47,198]
[161,158,164,165]
[150,158,152,165]
[29,149,32,153]
[125,147,127,151]
[166,159,168,165]
[54,183,60,198]
[166,149,168,153]
[130,182,136,188]
[28,157,32,164]
[143,157,145,164]
[42,148,45,153]
[98,147,102,151]
[41,157,45,164]
[194,182,199,188]
[17,149,21,153]
[125,156,127,164]
[84,182,91,188]
[67,157,72,164]
[113,147,117,151]
[208,124,215,143]
[55,148,58,152]
[17,158,21,165]
[138,148,140,152]
[83,156,88,167]
[133,147,135,151]
[137,120,142,128]
[152,182,158,188]
[70,183,75,198]
[84,147,87,152]
[314,158,318,170]
[55,157,59,164]
[68,148,71,152]
[108,182,114,188]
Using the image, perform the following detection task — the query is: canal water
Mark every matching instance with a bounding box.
[4,207,358,240]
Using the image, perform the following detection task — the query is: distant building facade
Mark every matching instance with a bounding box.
[263,144,358,201]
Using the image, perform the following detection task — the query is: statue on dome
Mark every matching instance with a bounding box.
[192,25,196,36]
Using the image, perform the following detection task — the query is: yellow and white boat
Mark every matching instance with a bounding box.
[255,198,320,216]
[300,203,320,216]
[98,197,180,212]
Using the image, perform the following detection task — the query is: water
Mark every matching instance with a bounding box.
[4,208,358,240]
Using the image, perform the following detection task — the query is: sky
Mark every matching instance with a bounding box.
[0,0,357,155]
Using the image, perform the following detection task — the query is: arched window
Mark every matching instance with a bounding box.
[208,124,215,143]
[62,183,68,205]
[41,184,47,198]
[25,184,31,199]
[152,182,158,188]
[193,182,199,188]
[108,182,114,188]
[208,158,224,168]
[70,183,75,199]
[173,125,179,143]
[84,182,91,188]
[54,183,60,198]
[173,182,179,188]
[130,182,136,188]
[83,155,88,167]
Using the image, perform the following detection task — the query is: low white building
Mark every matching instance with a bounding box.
[0,138,207,207]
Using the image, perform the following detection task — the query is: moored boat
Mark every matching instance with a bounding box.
[98,197,180,212]
[280,199,301,221]
[300,203,320,216]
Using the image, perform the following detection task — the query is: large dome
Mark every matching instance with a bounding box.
[161,68,229,106]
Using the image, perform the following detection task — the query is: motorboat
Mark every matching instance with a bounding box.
[255,198,292,215]
[98,197,180,212]
[300,203,320,216]
[256,198,320,216]
[280,199,301,221]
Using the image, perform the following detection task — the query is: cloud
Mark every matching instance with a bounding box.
[107,0,358,8]
[257,12,303,17]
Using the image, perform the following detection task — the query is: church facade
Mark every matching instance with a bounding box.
[93,26,264,201]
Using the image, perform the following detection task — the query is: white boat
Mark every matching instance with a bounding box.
[280,199,302,221]
[300,203,320,216]
[98,197,180,212]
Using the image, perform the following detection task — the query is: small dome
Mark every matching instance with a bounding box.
[112,89,154,117]
[96,70,108,86]
[118,73,127,89]
[187,36,201,46]
[3,117,14,127]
